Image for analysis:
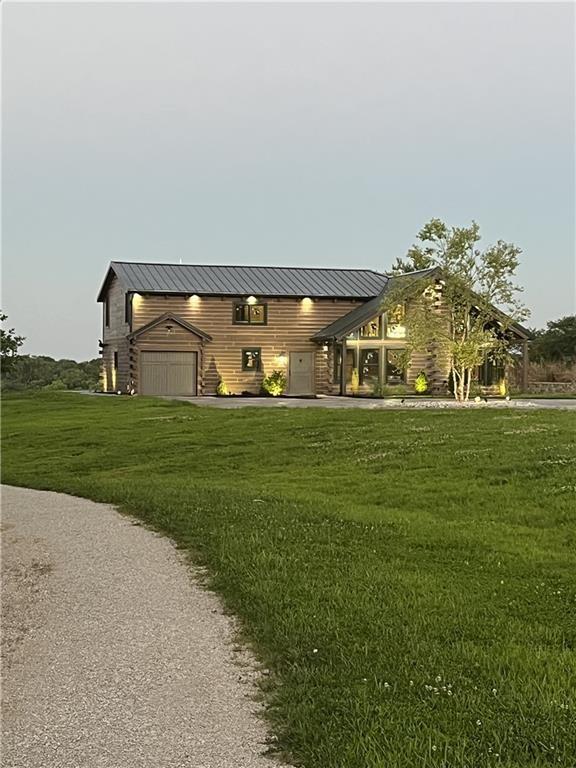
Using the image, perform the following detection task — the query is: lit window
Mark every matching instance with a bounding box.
[360,349,379,385]
[385,349,406,384]
[234,303,267,325]
[242,348,262,371]
[360,317,381,339]
[386,305,406,339]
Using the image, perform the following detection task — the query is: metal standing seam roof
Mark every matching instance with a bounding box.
[97,261,390,301]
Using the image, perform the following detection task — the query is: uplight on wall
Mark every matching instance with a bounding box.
[275,352,288,367]
[132,293,143,309]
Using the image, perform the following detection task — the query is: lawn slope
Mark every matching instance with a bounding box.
[2,393,575,768]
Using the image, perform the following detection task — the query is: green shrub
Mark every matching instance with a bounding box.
[414,370,428,394]
[216,379,229,397]
[350,368,360,396]
[261,370,287,397]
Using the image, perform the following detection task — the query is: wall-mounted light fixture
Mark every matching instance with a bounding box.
[166,324,174,335]
[301,297,313,312]
[246,295,258,305]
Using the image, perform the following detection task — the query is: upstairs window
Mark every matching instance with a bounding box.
[104,300,110,328]
[360,317,382,339]
[385,304,406,339]
[124,293,132,326]
[234,303,267,325]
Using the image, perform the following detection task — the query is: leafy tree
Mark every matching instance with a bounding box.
[386,219,528,401]
[2,355,100,391]
[530,316,576,363]
[1,313,25,373]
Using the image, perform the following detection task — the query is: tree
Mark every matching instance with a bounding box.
[530,316,576,363]
[385,219,528,401]
[1,313,25,374]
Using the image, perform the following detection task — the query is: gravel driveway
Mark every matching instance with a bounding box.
[1,485,274,768]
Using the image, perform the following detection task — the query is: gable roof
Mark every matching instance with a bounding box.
[128,313,212,342]
[97,261,389,302]
[312,268,440,340]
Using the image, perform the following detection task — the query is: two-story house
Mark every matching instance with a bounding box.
[97,261,530,397]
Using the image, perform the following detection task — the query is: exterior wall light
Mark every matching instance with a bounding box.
[275,352,288,367]
[246,295,258,305]
[301,297,313,312]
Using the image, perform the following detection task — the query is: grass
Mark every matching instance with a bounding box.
[2,392,575,768]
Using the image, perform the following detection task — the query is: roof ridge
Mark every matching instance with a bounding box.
[110,260,388,276]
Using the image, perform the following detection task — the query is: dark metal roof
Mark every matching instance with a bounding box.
[312,268,440,340]
[97,261,390,301]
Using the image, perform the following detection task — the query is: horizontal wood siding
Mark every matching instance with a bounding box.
[132,295,362,395]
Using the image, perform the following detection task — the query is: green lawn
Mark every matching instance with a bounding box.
[2,392,575,768]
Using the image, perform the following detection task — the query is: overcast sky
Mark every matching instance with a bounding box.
[2,1,574,360]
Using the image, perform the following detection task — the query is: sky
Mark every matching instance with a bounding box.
[2,1,574,361]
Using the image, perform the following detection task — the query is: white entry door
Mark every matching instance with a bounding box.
[288,352,315,396]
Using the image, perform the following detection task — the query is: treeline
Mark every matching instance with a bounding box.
[2,356,100,391]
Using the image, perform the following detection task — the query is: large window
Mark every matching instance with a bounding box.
[385,304,406,339]
[234,303,267,325]
[385,349,406,385]
[478,359,505,386]
[242,348,262,372]
[360,349,380,386]
[360,317,382,339]
[334,347,357,384]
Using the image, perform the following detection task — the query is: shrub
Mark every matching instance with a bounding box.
[414,370,428,394]
[350,368,360,396]
[216,379,229,396]
[261,370,287,397]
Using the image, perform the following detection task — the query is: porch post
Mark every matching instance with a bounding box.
[340,338,347,396]
[522,339,529,392]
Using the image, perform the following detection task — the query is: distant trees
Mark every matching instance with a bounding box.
[530,316,576,364]
[1,312,25,373]
[2,355,100,391]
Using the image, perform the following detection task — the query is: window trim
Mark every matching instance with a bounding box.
[384,304,407,339]
[124,293,132,327]
[233,302,268,326]
[241,347,262,372]
[385,347,407,385]
[359,316,383,340]
[359,348,380,386]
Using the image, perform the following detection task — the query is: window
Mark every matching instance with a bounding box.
[360,349,380,386]
[334,347,357,384]
[242,348,262,371]
[104,300,110,328]
[113,351,118,371]
[234,303,267,325]
[478,359,505,386]
[360,317,382,339]
[124,293,132,325]
[385,304,406,339]
[385,349,406,385]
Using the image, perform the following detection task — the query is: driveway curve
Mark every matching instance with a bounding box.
[1,485,273,768]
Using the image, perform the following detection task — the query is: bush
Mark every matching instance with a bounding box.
[414,370,428,394]
[261,370,287,397]
[371,383,411,398]
[216,379,229,396]
[350,368,360,396]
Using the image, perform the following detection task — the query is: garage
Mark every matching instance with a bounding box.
[140,351,197,396]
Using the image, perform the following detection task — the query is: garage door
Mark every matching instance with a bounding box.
[140,351,197,396]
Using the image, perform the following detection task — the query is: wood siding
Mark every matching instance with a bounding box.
[101,276,131,393]
[131,295,363,395]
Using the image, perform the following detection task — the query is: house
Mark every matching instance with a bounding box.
[97,261,531,397]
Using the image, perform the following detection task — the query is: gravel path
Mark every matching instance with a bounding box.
[1,485,274,768]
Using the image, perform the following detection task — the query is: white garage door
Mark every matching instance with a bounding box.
[140,351,197,396]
